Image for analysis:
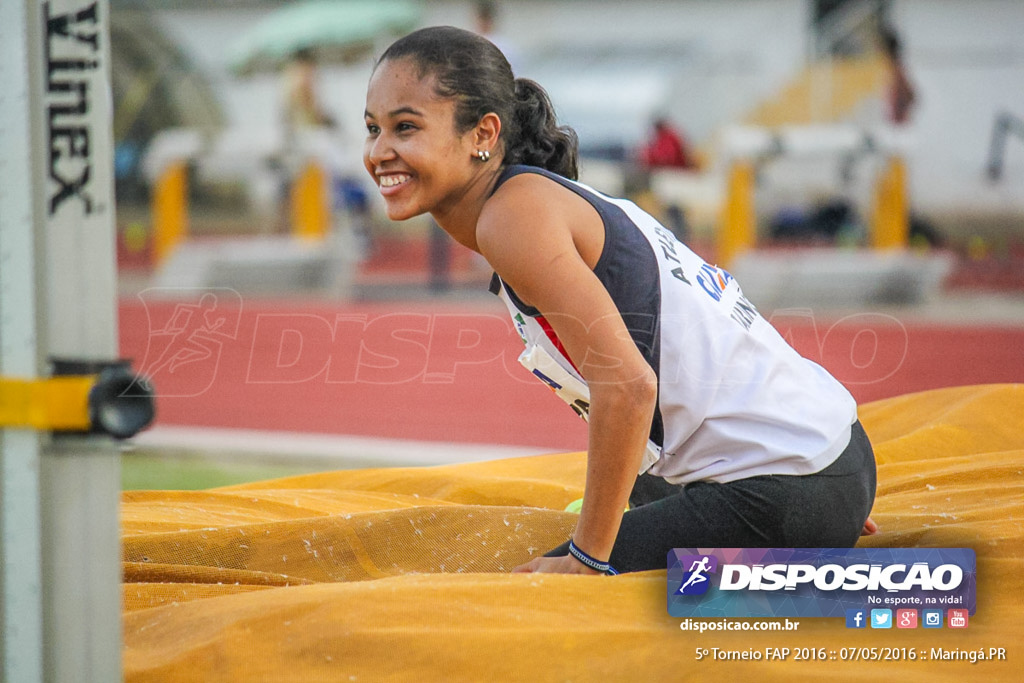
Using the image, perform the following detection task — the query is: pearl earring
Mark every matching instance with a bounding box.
[476,149,491,162]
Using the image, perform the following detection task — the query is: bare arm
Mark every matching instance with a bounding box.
[477,175,657,574]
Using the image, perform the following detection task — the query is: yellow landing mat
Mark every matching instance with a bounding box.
[123,384,1024,682]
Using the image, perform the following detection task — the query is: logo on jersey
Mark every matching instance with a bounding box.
[512,313,528,344]
[696,264,734,302]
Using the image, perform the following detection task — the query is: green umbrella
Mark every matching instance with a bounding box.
[227,0,421,75]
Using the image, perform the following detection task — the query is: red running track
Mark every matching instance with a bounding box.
[119,296,1024,451]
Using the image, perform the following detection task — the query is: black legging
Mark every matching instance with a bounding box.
[547,420,877,573]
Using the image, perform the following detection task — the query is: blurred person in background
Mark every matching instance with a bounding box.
[275,48,332,232]
[631,117,697,239]
[362,26,877,576]
[879,25,943,248]
[282,47,336,130]
[879,26,916,126]
[637,117,697,170]
[474,0,523,74]
[280,48,372,254]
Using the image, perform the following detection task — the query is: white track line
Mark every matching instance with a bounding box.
[129,425,554,468]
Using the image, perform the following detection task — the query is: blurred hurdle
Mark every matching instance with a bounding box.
[290,161,331,242]
[141,126,359,297]
[652,124,948,307]
[712,124,911,266]
[152,159,189,264]
[719,160,757,267]
[870,155,908,249]
[144,128,199,264]
[144,126,335,266]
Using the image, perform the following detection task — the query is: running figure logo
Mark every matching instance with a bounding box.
[134,289,242,397]
[674,554,719,596]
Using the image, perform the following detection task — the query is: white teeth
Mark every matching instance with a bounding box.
[379,174,410,188]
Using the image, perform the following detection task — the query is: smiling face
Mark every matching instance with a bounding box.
[363,58,485,222]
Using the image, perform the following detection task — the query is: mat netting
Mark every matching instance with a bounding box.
[123,384,1024,681]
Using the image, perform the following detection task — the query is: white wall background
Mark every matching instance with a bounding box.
[893,0,1024,213]
[151,1,808,150]
[149,0,1024,223]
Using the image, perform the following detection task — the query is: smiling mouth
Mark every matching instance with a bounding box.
[379,174,411,189]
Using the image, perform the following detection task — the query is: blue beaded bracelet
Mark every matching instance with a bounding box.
[568,539,619,575]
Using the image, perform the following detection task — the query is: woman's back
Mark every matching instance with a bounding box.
[489,165,857,485]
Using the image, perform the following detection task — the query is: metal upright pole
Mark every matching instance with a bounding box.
[0,1,49,679]
[0,1,123,681]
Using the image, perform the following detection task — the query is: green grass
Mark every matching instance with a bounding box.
[121,452,323,490]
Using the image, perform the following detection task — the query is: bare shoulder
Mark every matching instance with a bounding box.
[476,172,583,307]
[478,171,601,253]
[477,174,573,256]
[478,173,567,238]
[487,170,566,203]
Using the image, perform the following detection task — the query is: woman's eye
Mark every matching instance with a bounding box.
[366,123,380,135]
[396,122,416,133]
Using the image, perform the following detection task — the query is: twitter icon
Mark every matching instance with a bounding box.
[871,609,893,629]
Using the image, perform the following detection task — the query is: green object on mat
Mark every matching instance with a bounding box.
[564,497,629,514]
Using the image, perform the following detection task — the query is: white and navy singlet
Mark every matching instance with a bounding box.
[489,165,857,485]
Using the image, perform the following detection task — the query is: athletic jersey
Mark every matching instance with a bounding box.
[489,165,857,485]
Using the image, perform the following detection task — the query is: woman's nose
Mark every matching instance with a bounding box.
[366,134,395,164]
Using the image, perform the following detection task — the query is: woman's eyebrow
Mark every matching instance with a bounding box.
[364,106,425,119]
[388,106,424,118]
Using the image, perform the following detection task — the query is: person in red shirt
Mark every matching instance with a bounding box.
[639,118,696,169]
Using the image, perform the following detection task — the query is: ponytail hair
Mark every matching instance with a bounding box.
[507,79,579,180]
[377,26,579,180]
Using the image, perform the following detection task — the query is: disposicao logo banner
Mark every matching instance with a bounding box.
[667,548,976,618]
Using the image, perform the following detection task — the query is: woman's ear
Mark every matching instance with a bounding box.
[474,112,502,153]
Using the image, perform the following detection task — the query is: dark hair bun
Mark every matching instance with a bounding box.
[508,79,579,180]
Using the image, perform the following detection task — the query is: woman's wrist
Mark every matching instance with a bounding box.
[567,539,619,575]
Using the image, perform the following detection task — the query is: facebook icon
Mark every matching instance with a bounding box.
[846,609,867,629]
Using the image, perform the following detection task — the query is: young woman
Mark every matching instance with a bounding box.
[363,26,877,576]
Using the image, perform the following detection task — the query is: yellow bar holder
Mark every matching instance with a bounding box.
[0,376,94,431]
[0,361,154,438]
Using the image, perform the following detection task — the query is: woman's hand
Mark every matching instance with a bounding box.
[512,554,600,575]
[861,516,879,536]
